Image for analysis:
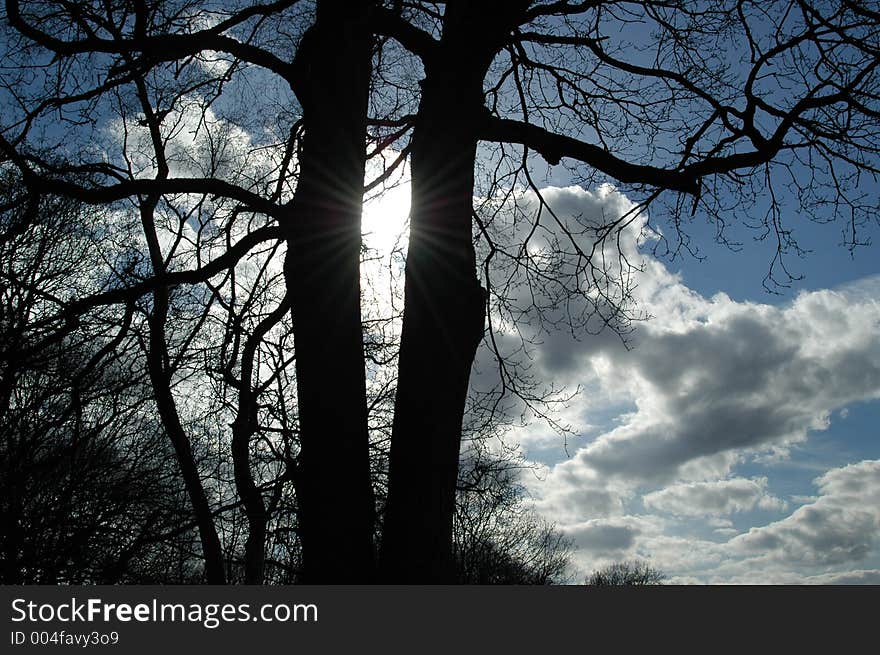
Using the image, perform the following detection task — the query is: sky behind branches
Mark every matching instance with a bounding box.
[489,183,880,584]
[367,171,880,584]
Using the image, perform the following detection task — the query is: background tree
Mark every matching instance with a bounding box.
[454,444,572,584]
[586,561,666,586]
[0,174,206,584]
[0,0,378,583]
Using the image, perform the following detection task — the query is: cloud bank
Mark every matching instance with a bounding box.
[483,185,880,583]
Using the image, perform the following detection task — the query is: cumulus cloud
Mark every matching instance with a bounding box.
[568,520,640,555]
[728,460,880,566]
[563,287,880,485]
[643,477,787,517]
[563,461,880,583]
[492,185,880,582]
[512,185,880,486]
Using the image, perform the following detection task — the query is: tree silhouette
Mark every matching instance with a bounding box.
[453,446,572,584]
[0,175,205,584]
[1,0,878,583]
[377,0,880,581]
[587,561,666,586]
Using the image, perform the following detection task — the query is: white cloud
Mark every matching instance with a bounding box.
[803,569,880,584]
[509,184,880,485]
[576,288,880,483]
[728,460,880,566]
[107,96,262,183]
[643,477,787,517]
[560,458,880,582]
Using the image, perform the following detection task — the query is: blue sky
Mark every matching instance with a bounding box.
[670,206,880,302]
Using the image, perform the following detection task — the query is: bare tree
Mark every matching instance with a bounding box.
[376,0,880,581]
[1,0,378,583]
[0,175,205,584]
[3,1,878,585]
[587,561,666,586]
[454,445,572,584]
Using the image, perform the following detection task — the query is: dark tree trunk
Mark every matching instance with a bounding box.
[283,0,377,583]
[231,297,290,584]
[133,76,227,585]
[145,288,227,585]
[379,94,485,583]
[231,374,268,585]
[231,425,268,585]
[142,219,227,585]
[379,2,521,582]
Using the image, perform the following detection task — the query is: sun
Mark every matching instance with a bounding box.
[362,168,411,256]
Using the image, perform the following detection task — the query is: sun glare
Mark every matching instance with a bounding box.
[362,179,411,255]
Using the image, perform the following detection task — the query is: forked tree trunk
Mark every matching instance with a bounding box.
[130,72,228,584]
[145,333,228,585]
[283,0,377,583]
[231,298,289,584]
